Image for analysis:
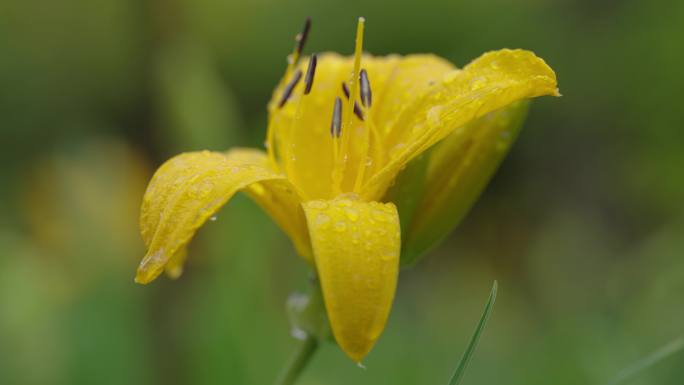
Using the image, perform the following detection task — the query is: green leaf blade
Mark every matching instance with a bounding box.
[448,280,498,385]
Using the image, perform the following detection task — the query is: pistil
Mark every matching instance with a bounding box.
[332,17,365,196]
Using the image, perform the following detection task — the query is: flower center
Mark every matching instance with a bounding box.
[266,17,380,200]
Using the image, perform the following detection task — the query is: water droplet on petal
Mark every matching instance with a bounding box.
[427,105,444,129]
[337,199,352,207]
[209,216,217,221]
[334,221,347,232]
[308,201,328,210]
[344,207,359,222]
[469,76,487,91]
[315,213,331,227]
[371,209,389,222]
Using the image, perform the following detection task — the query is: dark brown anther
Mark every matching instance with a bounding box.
[341,82,350,98]
[295,17,312,57]
[330,97,343,138]
[340,82,365,121]
[278,70,303,108]
[359,69,372,107]
[352,102,364,121]
[304,54,317,95]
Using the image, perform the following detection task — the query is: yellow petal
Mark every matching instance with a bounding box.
[362,49,559,199]
[136,149,307,284]
[302,198,400,362]
[267,53,452,199]
[399,101,530,264]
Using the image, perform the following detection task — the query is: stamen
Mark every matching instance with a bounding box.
[286,17,312,76]
[359,69,372,107]
[341,82,365,121]
[341,82,350,98]
[353,58,380,193]
[295,17,312,58]
[304,54,317,95]
[267,17,312,171]
[278,70,303,108]
[330,97,343,138]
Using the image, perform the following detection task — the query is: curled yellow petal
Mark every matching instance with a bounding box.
[136,149,305,284]
[362,49,559,199]
[302,198,400,362]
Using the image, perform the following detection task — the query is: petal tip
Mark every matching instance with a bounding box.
[134,250,165,284]
[134,272,153,285]
[337,339,373,364]
[134,268,159,285]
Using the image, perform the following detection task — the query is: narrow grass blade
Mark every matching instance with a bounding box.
[605,336,684,385]
[448,280,498,385]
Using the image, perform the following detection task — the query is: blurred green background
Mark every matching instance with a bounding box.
[1,0,683,384]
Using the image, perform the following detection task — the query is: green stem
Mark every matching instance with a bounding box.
[275,335,318,385]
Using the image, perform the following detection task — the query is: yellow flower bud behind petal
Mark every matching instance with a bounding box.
[302,199,400,363]
[400,101,530,264]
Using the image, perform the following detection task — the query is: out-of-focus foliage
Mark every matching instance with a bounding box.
[0,0,682,384]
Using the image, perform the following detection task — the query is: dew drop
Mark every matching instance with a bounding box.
[371,209,389,222]
[344,207,359,222]
[291,328,307,341]
[337,199,352,207]
[308,201,328,210]
[389,143,407,160]
[427,106,443,129]
[469,76,486,91]
[334,221,347,232]
[209,216,217,222]
[315,213,331,227]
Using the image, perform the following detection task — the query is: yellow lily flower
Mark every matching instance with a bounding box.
[135,18,558,363]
